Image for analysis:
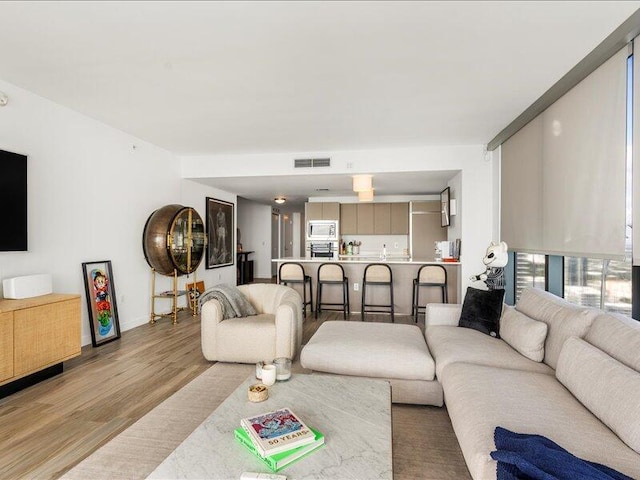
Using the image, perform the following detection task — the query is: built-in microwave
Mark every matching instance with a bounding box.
[307,220,339,240]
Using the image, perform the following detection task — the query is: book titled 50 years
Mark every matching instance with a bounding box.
[234,427,325,472]
[240,408,316,457]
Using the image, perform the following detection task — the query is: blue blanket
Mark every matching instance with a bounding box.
[491,427,633,480]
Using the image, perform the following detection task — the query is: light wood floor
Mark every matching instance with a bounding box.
[0,309,470,480]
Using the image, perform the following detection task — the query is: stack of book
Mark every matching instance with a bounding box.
[235,407,325,472]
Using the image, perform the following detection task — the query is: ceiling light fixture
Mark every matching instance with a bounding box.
[274,197,286,204]
[358,189,374,202]
[352,175,373,192]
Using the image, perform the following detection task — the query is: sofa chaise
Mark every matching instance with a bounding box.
[426,287,640,480]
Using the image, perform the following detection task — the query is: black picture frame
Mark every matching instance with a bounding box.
[206,197,235,269]
[81,260,121,347]
[440,187,451,228]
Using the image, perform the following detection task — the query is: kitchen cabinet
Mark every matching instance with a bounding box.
[305,203,323,221]
[374,203,391,234]
[339,202,410,235]
[322,202,340,220]
[0,294,81,386]
[340,204,358,234]
[305,202,340,221]
[391,203,409,234]
[357,204,374,234]
[412,200,441,213]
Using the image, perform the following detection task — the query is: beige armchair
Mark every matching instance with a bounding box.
[201,283,303,363]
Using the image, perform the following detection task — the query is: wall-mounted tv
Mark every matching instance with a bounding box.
[0,149,27,251]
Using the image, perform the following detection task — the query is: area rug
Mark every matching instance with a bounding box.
[61,362,470,480]
[61,363,253,480]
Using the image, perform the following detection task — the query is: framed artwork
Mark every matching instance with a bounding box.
[186,280,205,313]
[440,187,451,228]
[81,260,121,347]
[206,197,235,269]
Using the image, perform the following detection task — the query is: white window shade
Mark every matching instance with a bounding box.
[501,116,543,253]
[501,47,628,260]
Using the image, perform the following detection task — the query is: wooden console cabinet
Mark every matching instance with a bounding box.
[0,294,81,386]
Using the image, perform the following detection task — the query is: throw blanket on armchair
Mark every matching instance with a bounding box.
[491,427,632,480]
[198,284,257,320]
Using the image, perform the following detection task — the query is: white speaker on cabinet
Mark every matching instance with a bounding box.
[3,274,53,299]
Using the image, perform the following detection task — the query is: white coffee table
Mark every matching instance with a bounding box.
[147,373,392,479]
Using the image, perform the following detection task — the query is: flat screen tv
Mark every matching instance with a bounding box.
[0,149,27,251]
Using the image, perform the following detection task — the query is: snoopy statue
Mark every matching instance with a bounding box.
[470,241,508,290]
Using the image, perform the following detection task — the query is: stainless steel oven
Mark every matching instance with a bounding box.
[307,241,338,258]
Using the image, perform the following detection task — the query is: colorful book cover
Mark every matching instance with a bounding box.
[240,408,316,457]
[234,427,325,472]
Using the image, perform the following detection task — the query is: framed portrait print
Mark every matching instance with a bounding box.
[206,197,235,269]
[81,260,121,347]
[440,187,451,228]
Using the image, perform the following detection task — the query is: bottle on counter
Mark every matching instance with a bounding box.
[381,243,387,260]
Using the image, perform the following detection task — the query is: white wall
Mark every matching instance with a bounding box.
[181,145,494,290]
[180,179,237,288]
[237,197,272,278]
[0,79,234,346]
[447,171,462,241]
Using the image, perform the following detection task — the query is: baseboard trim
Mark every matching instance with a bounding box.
[0,363,63,399]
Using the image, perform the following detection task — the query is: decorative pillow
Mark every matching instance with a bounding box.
[500,305,548,362]
[556,337,640,455]
[458,287,505,338]
[516,287,597,369]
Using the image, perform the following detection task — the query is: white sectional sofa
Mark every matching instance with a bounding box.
[425,287,640,480]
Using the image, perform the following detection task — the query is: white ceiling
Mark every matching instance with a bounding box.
[199,170,459,206]
[1,1,638,204]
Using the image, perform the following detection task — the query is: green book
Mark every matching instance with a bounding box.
[234,426,325,472]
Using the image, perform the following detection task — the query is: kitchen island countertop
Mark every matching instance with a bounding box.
[272,256,460,265]
[273,257,461,311]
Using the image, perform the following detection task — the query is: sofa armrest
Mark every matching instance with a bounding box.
[425,303,462,327]
[201,299,223,360]
[275,299,302,359]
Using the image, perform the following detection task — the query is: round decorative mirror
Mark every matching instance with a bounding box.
[142,204,205,276]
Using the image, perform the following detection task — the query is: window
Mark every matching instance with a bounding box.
[564,257,632,315]
[515,253,546,302]
[563,54,634,317]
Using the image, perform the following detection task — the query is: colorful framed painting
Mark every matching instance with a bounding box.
[81,260,121,347]
[206,197,235,269]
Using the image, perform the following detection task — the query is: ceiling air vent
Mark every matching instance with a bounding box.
[294,158,331,168]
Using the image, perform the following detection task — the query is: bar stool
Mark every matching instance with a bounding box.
[278,262,313,318]
[316,263,350,320]
[361,263,394,322]
[412,264,448,322]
